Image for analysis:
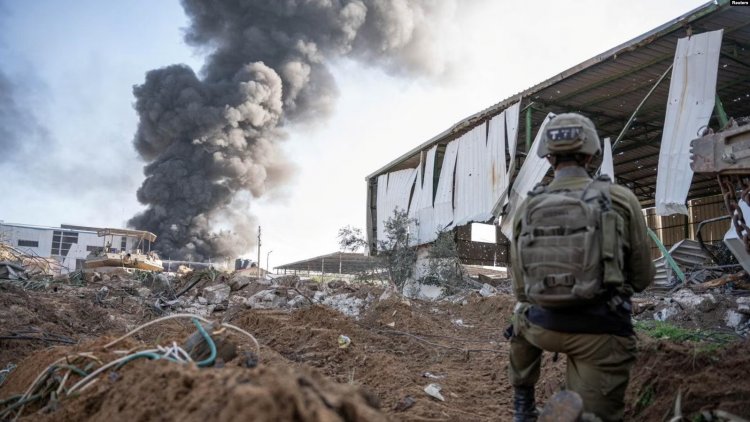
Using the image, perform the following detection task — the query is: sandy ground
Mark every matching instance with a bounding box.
[1,280,749,421]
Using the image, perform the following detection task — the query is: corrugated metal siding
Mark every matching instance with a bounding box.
[453,124,491,227]
[644,194,730,259]
[655,29,723,215]
[375,168,417,247]
[433,140,459,231]
[409,147,438,245]
[488,112,508,202]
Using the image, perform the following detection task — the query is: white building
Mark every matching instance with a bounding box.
[0,222,149,273]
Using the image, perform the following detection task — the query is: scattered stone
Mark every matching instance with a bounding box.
[287,295,309,308]
[452,319,474,328]
[737,297,750,315]
[197,296,208,305]
[725,310,749,329]
[671,289,716,312]
[422,372,445,379]
[135,287,152,298]
[322,294,364,318]
[313,291,328,303]
[203,284,230,304]
[327,280,346,290]
[245,289,286,309]
[272,275,300,287]
[654,305,679,322]
[393,396,416,412]
[228,274,252,291]
[479,283,497,298]
[423,383,445,401]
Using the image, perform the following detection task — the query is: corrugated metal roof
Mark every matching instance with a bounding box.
[276,252,381,274]
[366,0,750,207]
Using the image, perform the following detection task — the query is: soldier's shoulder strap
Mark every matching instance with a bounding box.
[527,182,549,197]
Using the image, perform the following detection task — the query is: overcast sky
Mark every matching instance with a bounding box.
[0,0,708,269]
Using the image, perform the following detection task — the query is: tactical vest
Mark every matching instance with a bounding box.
[518,175,626,309]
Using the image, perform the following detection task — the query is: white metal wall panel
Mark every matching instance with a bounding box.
[500,113,555,239]
[490,102,522,216]
[600,137,615,180]
[505,101,521,165]
[488,113,507,204]
[376,168,417,248]
[656,29,723,216]
[376,174,389,243]
[433,140,459,232]
[409,147,437,245]
[453,124,491,226]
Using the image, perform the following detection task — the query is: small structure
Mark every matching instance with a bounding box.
[276,252,382,276]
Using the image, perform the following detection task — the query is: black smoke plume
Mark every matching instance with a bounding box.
[129,0,455,261]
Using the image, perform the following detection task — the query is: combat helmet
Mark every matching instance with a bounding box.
[537,113,601,158]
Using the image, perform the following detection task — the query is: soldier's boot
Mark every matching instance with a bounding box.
[513,386,538,422]
[538,390,584,422]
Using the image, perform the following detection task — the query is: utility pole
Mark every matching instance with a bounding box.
[257,226,261,278]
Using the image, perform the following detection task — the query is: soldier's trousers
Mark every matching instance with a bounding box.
[508,311,637,422]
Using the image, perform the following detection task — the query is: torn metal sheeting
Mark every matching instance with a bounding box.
[655,29,723,216]
[600,137,614,180]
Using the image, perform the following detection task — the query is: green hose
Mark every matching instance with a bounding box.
[115,351,164,369]
[191,318,217,367]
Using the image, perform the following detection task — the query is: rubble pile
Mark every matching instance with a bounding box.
[1,261,749,421]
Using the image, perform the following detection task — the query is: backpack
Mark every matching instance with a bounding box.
[518,175,626,309]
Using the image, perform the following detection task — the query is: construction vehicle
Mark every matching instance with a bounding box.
[690,118,750,271]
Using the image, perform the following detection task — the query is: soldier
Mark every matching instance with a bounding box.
[507,113,654,421]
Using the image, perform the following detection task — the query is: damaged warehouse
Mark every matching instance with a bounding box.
[366,0,750,298]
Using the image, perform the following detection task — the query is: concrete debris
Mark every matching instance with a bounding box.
[725,310,748,329]
[245,289,286,309]
[203,284,230,304]
[0,261,27,281]
[452,319,474,328]
[197,296,208,305]
[181,304,216,317]
[479,283,497,297]
[322,294,365,318]
[135,287,152,298]
[403,280,444,301]
[670,289,717,312]
[654,306,680,322]
[423,383,445,401]
[228,273,252,291]
[422,372,445,379]
[393,396,416,412]
[736,297,750,314]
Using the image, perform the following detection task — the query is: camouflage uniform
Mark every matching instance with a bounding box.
[508,166,655,421]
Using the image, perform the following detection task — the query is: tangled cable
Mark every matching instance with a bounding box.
[0,314,261,421]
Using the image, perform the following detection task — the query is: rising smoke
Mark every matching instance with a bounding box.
[129,0,456,261]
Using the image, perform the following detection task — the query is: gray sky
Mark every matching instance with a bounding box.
[0,0,707,268]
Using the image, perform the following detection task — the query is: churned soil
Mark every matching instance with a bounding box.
[1,284,749,421]
[625,338,750,420]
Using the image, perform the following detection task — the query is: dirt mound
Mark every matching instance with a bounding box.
[626,339,750,420]
[0,284,131,367]
[30,360,385,422]
[229,298,565,421]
